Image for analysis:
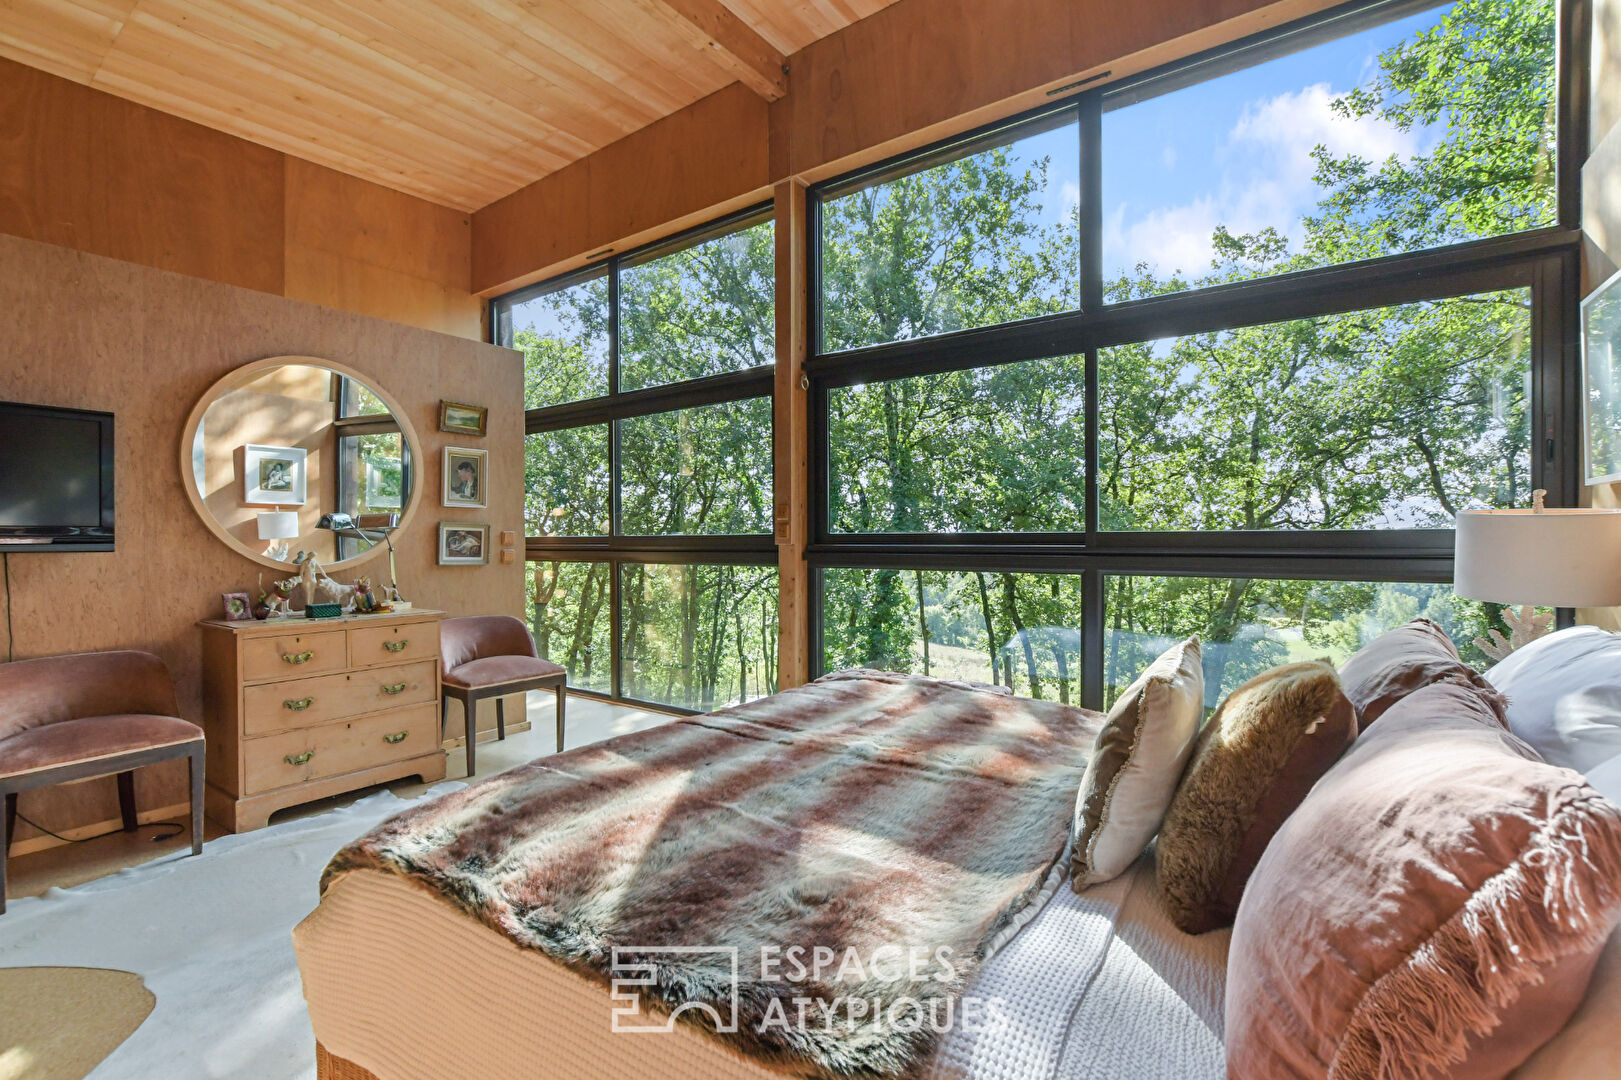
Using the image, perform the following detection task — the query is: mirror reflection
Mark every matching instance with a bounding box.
[188,363,414,566]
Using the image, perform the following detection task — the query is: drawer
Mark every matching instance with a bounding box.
[241,627,348,683]
[242,660,437,736]
[243,703,440,795]
[348,621,437,667]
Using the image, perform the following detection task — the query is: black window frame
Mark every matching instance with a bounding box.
[494,204,779,714]
[806,0,1588,709]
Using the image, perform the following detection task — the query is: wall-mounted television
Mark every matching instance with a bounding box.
[0,401,115,552]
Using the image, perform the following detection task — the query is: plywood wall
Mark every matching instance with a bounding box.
[0,232,523,844]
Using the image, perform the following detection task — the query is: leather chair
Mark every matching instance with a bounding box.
[0,650,204,914]
[440,616,566,777]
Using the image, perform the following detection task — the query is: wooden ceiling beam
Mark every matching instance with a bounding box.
[653,0,788,101]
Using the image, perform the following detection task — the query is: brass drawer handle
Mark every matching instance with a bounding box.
[382,731,408,744]
[382,639,409,653]
[282,651,314,665]
[284,751,314,766]
[284,697,315,711]
[381,682,408,695]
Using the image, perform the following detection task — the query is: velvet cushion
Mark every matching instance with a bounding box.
[1338,617,1504,731]
[1225,682,1621,1080]
[1484,625,1621,772]
[1156,661,1357,934]
[0,714,201,778]
[439,615,540,672]
[443,655,564,690]
[1071,636,1204,889]
[0,650,180,742]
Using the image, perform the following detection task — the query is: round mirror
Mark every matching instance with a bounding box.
[180,356,421,573]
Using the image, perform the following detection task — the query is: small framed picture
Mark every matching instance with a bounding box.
[438,522,490,565]
[443,446,487,509]
[221,591,253,621]
[243,444,308,506]
[438,400,488,437]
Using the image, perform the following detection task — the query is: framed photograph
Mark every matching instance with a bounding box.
[243,444,308,506]
[221,591,253,621]
[1584,265,1621,485]
[438,400,488,437]
[443,446,487,509]
[438,521,490,565]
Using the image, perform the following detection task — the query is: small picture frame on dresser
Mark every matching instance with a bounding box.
[221,591,253,621]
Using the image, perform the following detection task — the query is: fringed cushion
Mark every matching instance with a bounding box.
[1338,617,1506,732]
[1225,681,1621,1080]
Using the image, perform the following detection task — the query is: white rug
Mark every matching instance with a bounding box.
[0,784,463,1080]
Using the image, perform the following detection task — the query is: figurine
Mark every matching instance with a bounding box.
[351,575,378,614]
[264,576,297,619]
[295,551,349,609]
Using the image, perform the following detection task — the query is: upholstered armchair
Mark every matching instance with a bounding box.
[0,650,204,913]
[440,616,566,776]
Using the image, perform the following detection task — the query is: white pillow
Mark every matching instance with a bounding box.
[1485,625,1621,772]
[1071,636,1204,888]
[1585,754,1621,807]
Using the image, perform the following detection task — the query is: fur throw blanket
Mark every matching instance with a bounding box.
[323,670,1101,1077]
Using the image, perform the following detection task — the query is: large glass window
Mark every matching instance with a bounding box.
[1101,0,1556,298]
[500,208,778,713]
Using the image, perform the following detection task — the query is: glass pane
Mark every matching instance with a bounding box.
[820,568,1085,703]
[1102,0,1556,298]
[528,561,612,693]
[829,356,1085,533]
[1100,289,1531,530]
[619,218,776,391]
[336,431,410,560]
[819,119,1081,352]
[505,271,611,408]
[525,426,609,537]
[619,398,772,535]
[1102,576,1522,708]
[340,379,390,417]
[620,562,779,710]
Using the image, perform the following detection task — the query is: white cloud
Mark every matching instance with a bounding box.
[1161,144,1177,171]
[1110,82,1427,277]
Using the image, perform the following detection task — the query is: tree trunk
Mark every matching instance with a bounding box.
[1002,574,1041,698]
[915,571,931,676]
[976,572,999,685]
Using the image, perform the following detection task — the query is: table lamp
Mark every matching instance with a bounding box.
[1454,489,1621,657]
[256,510,299,561]
[316,512,407,609]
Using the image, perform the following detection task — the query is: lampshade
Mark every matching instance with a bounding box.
[1454,508,1621,607]
[256,511,300,540]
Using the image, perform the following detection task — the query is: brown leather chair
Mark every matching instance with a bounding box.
[0,650,204,913]
[440,616,566,777]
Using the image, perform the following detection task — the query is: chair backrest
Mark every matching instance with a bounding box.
[0,650,180,742]
[440,615,539,671]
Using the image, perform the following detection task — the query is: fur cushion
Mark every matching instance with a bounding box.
[1156,661,1357,934]
[1071,636,1204,888]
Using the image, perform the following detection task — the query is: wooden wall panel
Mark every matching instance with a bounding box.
[0,232,523,846]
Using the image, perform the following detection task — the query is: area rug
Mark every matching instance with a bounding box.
[0,784,462,1080]
[0,967,154,1080]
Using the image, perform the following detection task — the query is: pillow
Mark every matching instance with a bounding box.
[1226,682,1621,1080]
[1156,661,1357,934]
[1337,617,1504,730]
[1484,625,1621,772]
[1071,636,1203,889]
[1586,754,1621,807]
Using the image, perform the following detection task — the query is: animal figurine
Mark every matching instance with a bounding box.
[351,575,377,614]
[265,576,297,619]
[295,552,349,609]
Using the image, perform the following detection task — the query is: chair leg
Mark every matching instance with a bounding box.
[464,694,477,779]
[496,696,506,741]
[556,681,566,754]
[440,695,449,743]
[188,745,204,857]
[2,789,14,915]
[117,770,138,832]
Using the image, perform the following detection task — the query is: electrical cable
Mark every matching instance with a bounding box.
[14,809,184,846]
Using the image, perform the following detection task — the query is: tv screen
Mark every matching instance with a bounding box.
[0,401,115,551]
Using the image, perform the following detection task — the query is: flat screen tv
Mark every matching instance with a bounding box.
[0,401,115,551]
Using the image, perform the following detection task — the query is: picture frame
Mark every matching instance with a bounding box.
[438,521,490,565]
[438,400,488,437]
[243,444,308,506]
[221,591,253,621]
[442,446,488,509]
[1584,264,1621,485]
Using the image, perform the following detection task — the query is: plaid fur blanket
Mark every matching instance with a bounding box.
[322,671,1100,1078]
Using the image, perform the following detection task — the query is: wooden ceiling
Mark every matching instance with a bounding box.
[0,0,898,211]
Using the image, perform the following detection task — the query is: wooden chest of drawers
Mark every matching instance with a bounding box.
[198,609,447,831]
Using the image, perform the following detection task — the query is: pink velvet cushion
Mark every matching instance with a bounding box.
[443,655,564,690]
[440,615,539,671]
[0,714,202,778]
[1337,617,1505,731]
[0,650,180,741]
[1226,682,1621,1080]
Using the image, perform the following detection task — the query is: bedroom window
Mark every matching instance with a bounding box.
[497,206,778,713]
[807,0,1580,711]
